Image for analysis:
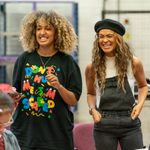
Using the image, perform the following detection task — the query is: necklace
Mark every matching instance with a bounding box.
[39,55,51,69]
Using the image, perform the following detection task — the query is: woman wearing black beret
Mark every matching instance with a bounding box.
[85,19,148,150]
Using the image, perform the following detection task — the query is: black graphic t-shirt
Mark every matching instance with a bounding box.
[11,51,82,150]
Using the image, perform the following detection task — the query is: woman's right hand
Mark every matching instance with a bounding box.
[91,109,102,123]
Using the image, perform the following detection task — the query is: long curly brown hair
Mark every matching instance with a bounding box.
[92,32,133,91]
[19,10,77,53]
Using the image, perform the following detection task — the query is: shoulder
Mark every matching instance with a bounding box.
[132,56,142,65]
[85,63,95,75]
[85,64,96,94]
[59,52,75,61]
[85,63,95,78]
[16,51,36,63]
[16,51,31,61]
[58,52,78,66]
[3,129,15,137]
[19,51,30,57]
[132,56,143,74]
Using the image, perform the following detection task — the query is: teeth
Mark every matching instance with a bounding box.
[40,37,47,39]
[103,44,111,48]
[40,37,47,41]
[104,46,110,48]
[103,44,110,46]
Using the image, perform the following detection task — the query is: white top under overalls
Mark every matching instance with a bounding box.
[96,57,135,110]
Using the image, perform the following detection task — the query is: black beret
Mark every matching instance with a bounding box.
[94,19,125,36]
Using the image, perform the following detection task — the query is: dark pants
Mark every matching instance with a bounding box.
[94,117,144,150]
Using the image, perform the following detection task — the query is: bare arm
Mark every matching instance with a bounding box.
[85,64,101,123]
[131,56,148,119]
[57,85,77,106]
[46,73,78,106]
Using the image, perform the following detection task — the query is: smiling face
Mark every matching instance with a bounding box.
[97,29,117,57]
[0,111,13,134]
[36,18,56,49]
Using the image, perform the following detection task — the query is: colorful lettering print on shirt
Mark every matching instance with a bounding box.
[22,63,61,118]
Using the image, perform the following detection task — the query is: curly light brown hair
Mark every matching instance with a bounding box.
[92,32,133,91]
[19,10,77,53]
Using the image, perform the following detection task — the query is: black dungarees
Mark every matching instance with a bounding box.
[94,76,144,150]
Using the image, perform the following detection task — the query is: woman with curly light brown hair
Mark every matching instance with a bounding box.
[11,10,82,150]
[85,19,148,150]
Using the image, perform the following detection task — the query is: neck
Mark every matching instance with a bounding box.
[105,55,115,60]
[37,48,57,57]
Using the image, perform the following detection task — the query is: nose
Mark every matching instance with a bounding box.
[103,36,108,42]
[41,29,46,34]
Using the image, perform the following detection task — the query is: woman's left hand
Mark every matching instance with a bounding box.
[131,104,142,120]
